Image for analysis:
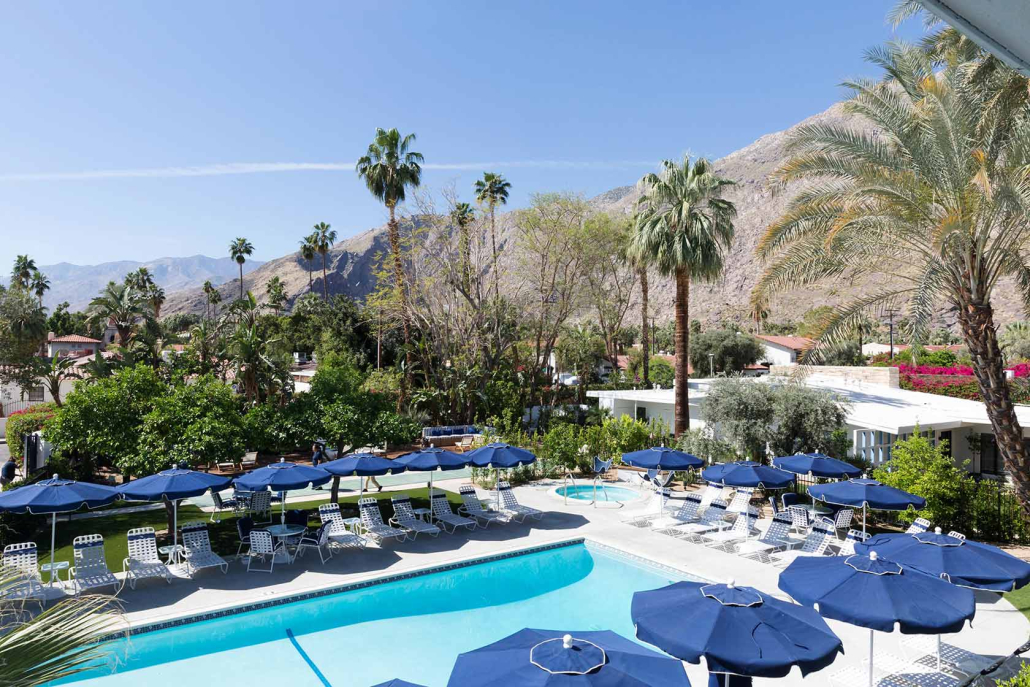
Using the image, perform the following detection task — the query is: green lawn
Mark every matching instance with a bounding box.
[36,488,462,574]
[1005,585,1030,621]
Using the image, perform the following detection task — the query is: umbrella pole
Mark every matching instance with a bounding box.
[937,635,942,671]
[49,513,57,586]
[868,629,874,687]
[429,472,435,501]
[495,467,500,510]
[173,500,179,547]
[863,504,867,535]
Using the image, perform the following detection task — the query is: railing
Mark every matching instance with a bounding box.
[0,400,35,417]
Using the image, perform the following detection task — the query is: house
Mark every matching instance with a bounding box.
[46,334,103,359]
[587,365,1027,477]
[755,335,814,366]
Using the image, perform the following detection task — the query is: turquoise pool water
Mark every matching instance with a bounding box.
[556,484,640,502]
[70,543,695,687]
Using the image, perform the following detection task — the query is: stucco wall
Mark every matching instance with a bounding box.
[769,365,900,388]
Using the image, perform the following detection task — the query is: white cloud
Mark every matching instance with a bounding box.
[0,160,654,182]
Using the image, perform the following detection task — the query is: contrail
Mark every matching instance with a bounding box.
[0,159,655,182]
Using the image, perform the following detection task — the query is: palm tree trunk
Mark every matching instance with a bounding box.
[308,267,313,292]
[490,206,499,300]
[640,267,650,386]
[322,254,329,300]
[958,298,1030,512]
[460,225,471,293]
[674,268,690,435]
[239,263,244,300]
[388,204,413,408]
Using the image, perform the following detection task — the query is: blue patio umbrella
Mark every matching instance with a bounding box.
[622,447,703,471]
[807,478,925,534]
[323,453,406,498]
[119,467,231,548]
[772,454,862,479]
[372,681,427,687]
[395,446,469,500]
[701,462,795,490]
[855,528,1030,592]
[447,628,692,686]
[632,580,842,687]
[468,443,537,509]
[234,458,331,523]
[0,474,120,585]
[778,551,975,687]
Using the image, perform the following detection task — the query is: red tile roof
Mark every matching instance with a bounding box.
[756,335,815,351]
[51,335,102,344]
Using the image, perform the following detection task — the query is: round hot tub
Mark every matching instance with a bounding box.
[555,484,640,503]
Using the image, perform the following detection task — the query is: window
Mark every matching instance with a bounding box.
[26,386,44,402]
[854,430,896,465]
[939,431,952,459]
[979,434,1002,475]
[635,407,647,422]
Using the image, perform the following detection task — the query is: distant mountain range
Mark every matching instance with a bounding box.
[40,255,265,311]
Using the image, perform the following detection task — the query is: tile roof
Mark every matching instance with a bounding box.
[756,334,815,351]
[51,335,102,344]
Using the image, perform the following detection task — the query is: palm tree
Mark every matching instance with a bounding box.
[30,270,50,306]
[749,293,769,335]
[630,156,737,435]
[265,276,287,316]
[147,285,166,319]
[86,281,148,345]
[299,234,317,292]
[356,127,424,405]
[753,42,1030,509]
[311,222,337,300]
[11,255,36,289]
[451,202,475,292]
[229,237,254,301]
[125,267,154,292]
[474,172,511,298]
[34,355,80,407]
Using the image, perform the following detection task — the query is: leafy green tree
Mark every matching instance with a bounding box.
[265,275,287,316]
[753,42,1030,509]
[474,172,511,298]
[873,428,966,530]
[451,202,475,293]
[46,302,85,337]
[228,237,254,301]
[630,156,737,435]
[676,427,736,464]
[768,385,851,457]
[554,324,605,403]
[86,281,147,345]
[356,127,424,405]
[623,348,674,387]
[699,377,774,460]
[311,222,337,300]
[689,329,764,375]
[1000,322,1030,363]
[31,355,81,407]
[0,286,48,389]
[299,233,318,292]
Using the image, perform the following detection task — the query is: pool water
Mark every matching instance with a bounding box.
[556,484,640,502]
[69,543,695,687]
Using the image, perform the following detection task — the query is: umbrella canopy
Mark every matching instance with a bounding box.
[447,628,691,687]
[0,475,119,514]
[395,446,469,472]
[467,443,537,468]
[701,462,794,490]
[119,467,231,502]
[778,551,975,634]
[372,681,427,687]
[322,453,404,477]
[632,581,842,679]
[234,458,332,492]
[772,454,862,479]
[621,447,703,471]
[855,528,1030,592]
[807,478,925,511]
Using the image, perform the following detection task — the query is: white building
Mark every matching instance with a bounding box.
[588,366,1025,477]
[755,335,813,366]
[46,334,103,358]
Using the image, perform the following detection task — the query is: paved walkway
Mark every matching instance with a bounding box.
[81,477,1029,686]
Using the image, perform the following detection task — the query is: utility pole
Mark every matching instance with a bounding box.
[651,317,656,355]
[885,308,897,361]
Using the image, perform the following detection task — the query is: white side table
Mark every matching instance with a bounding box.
[41,560,69,588]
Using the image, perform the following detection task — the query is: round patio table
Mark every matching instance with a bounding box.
[265,524,305,563]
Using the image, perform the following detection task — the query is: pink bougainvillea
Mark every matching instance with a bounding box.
[897,363,1030,378]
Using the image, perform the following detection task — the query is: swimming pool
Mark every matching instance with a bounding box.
[555,484,641,502]
[69,542,696,687]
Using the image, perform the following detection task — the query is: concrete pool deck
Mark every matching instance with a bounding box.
[101,477,1025,686]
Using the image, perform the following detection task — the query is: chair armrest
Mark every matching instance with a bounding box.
[457,505,469,515]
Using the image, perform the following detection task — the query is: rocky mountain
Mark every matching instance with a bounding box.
[161,100,1024,327]
[40,255,265,311]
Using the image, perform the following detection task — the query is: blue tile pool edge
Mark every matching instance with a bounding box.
[101,537,704,643]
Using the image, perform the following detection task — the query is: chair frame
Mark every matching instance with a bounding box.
[123,527,173,590]
[246,529,280,573]
[296,523,334,564]
[180,523,229,577]
[390,496,442,538]
[70,534,120,595]
[496,482,543,522]
[317,503,368,549]
[358,498,409,544]
[2,542,45,605]
[430,493,477,533]
[457,486,509,527]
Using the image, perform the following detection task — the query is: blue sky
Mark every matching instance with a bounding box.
[0,1,923,269]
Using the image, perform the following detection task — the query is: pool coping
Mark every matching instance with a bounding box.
[102,536,702,642]
[549,483,640,506]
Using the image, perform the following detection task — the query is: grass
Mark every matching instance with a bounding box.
[1005,585,1030,621]
[32,488,462,575]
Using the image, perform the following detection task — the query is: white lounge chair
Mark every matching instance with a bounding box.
[390,495,441,538]
[458,486,509,527]
[725,487,754,515]
[768,520,835,568]
[295,523,334,564]
[725,513,799,560]
[317,503,368,549]
[697,483,724,512]
[1,542,46,605]
[240,451,259,470]
[702,508,759,547]
[947,531,966,540]
[650,494,703,530]
[430,493,477,533]
[905,517,932,534]
[122,528,172,590]
[359,498,409,544]
[209,491,242,522]
[835,529,870,556]
[496,482,543,522]
[245,530,280,573]
[900,634,993,677]
[180,523,229,577]
[70,534,120,594]
[666,500,730,542]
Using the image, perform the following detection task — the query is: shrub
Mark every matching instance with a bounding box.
[676,428,736,464]
[994,660,1030,687]
[689,329,764,375]
[622,350,675,387]
[768,385,850,457]
[700,378,775,459]
[243,402,311,455]
[873,428,966,530]
[540,422,583,475]
[5,403,57,460]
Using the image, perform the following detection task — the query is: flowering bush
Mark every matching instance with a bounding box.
[897,364,974,376]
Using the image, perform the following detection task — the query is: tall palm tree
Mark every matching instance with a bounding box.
[125,267,154,292]
[30,270,50,306]
[86,281,147,344]
[265,275,287,316]
[229,238,254,301]
[753,42,1030,509]
[147,285,166,319]
[311,222,337,300]
[299,233,317,292]
[630,156,737,435]
[474,172,511,299]
[356,127,423,405]
[749,294,769,335]
[451,202,475,292]
[11,255,36,289]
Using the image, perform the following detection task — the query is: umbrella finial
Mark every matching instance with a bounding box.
[53,473,58,480]
[279,457,285,463]
[869,550,879,561]
[934,526,942,534]
[562,634,573,649]
[726,578,736,589]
